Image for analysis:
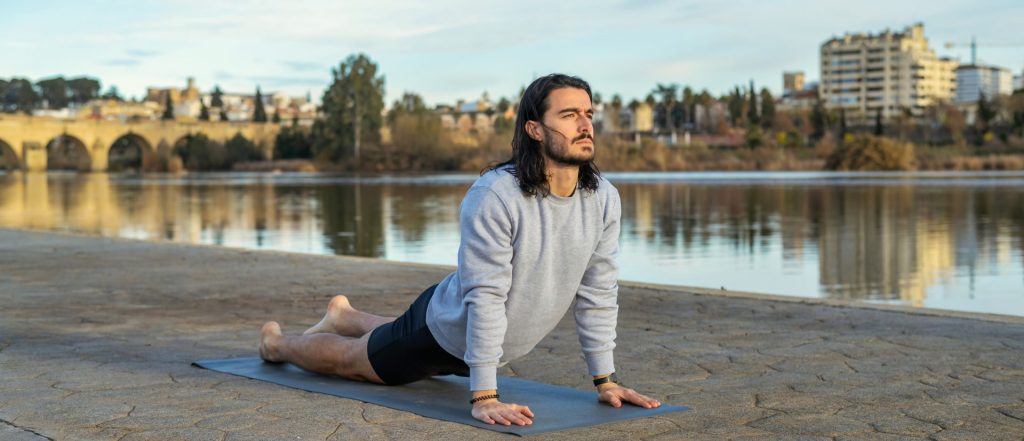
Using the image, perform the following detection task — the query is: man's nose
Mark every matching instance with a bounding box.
[578,116,593,133]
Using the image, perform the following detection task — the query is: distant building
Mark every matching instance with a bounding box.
[146,77,203,119]
[437,93,500,133]
[955,65,1014,103]
[819,23,957,121]
[779,81,820,110]
[783,71,806,96]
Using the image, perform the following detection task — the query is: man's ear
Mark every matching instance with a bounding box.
[525,121,544,142]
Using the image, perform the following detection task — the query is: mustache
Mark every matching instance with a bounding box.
[572,133,594,143]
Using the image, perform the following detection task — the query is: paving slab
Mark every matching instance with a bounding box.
[1,228,1023,440]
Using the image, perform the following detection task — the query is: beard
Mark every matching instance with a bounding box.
[541,127,595,166]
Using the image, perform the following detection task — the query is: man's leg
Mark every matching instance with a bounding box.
[303,295,396,337]
[259,321,384,384]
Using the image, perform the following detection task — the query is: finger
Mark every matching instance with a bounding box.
[610,395,622,407]
[631,392,657,408]
[502,409,528,426]
[491,412,512,426]
[518,405,535,418]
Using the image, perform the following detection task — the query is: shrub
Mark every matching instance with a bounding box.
[825,135,915,171]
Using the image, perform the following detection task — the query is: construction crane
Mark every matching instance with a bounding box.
[945,37,1024,66]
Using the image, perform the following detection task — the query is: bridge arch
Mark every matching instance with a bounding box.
[0,138,19,170]
[108,133,153,172]
[45,134,91,171]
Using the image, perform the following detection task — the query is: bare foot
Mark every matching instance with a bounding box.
[303,295,357,336]
[258,321,284,362]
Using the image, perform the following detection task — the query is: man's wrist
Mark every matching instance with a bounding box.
[593,372,618,386]
[471,389,499,405]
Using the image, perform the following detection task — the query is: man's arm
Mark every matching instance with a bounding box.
[458,187,514,392]
[574,186,661,410]
[459,186,535,426]
[573,186,621,378]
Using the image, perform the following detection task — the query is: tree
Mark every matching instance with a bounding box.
[759,88,775,130]
[3,78,39,113]
[728,86,744,127]
[36,77,68,109]
[838,108,848,143]
[175,134,227,170]
[976,92,996,145]
[811,98,829,141]
[873,107,884,135]
[681,86,695,126]
[275,126,313,159]
[387,92,442,166]
[199,98,210,121]
[211,86,224,108]
[653,83,678,133]
[747,80,759,127]
[220,108,229,122]
[102,85,123,101]
[162,93,174,120]
[315,53,385,162]
[253,87,268,122]
[67,77,101,105]
[225,133,264,164]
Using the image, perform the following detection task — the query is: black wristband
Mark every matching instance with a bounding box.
[470,393,499,404]
[593,373,620,387]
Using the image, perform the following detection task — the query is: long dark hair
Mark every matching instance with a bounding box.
[487,74,601,197]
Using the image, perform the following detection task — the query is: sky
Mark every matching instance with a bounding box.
[2,0,1022,107]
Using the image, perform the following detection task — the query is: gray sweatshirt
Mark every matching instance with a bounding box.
[426,166,620,391]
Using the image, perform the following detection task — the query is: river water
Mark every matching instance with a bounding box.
[1,171,1021,317]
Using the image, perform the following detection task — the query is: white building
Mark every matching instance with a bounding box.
[820,23,957,121]
[955,65,1013,103]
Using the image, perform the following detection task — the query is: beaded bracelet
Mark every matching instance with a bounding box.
[469,393,500,404]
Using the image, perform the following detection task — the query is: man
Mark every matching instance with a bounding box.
[258,73,661,426]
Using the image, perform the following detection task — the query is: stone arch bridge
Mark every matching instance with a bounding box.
[0,114,281,171]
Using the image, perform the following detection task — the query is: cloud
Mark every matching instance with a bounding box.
[281,61,324,72]
[126,49,160,58]
[102,59,141,67]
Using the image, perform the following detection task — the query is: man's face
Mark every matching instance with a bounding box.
[529,87,595,166]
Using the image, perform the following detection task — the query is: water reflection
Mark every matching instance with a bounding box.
[0,171,1020,316]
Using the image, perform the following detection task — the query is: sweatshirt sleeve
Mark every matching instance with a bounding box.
[458,187,515,391]
[573,185,620,377]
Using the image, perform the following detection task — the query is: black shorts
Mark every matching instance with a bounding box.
[367,284,469,385]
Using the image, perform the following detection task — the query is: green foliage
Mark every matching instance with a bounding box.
[199,99,210,121]
[175,134,227,170]
[811,98,830,141]
[253,87,267,122]
[759,88,775,130]
[225,133,265,163]
[315,53,385,162]
[745,125,763,149]
[747,80,759,127]
[274,126,313,159]
[174,133,261,170]
[66,77,101,104]
[211,86,224,108]
[36,77,68,109]
[2,78,37,113]
[825,135,915,171]
[162,94,174,120]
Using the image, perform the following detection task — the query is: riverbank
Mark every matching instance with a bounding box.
[2,228,1023,440]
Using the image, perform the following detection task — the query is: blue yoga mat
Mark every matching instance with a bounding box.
[193,357,688,436]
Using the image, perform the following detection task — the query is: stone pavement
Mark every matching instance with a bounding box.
[1,228,1023,440]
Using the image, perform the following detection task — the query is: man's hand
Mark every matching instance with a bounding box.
[597,384,662,409]
[471,399,534,426]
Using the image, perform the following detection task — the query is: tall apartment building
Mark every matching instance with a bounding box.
[820,23,957,121]
[955,65,1013,103]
